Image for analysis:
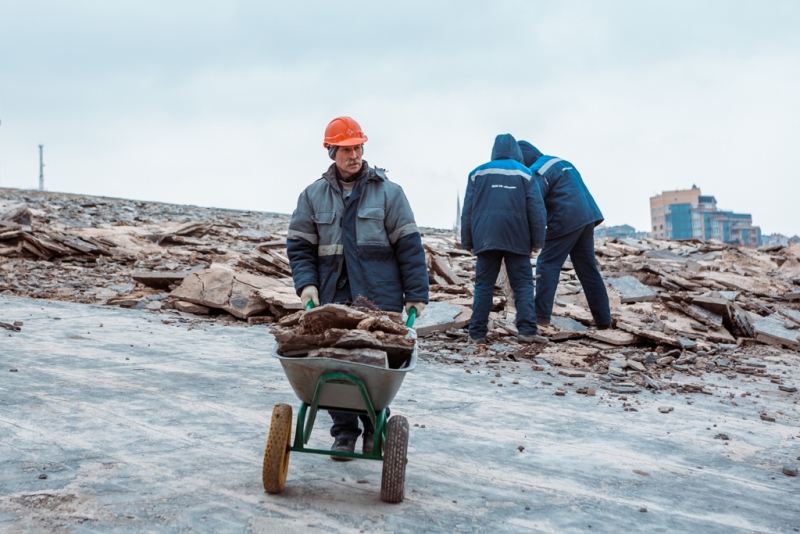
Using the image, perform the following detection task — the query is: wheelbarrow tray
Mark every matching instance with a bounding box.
[273,337,416,412]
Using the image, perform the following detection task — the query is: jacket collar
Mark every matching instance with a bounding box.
[321,161,383,191]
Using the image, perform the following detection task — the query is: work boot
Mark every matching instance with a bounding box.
[518,333,549,344]
[537,317,551,327]
[469,336,487,344]
[362,432,375,455]
[596,324,611,331]
[330,436,356,461]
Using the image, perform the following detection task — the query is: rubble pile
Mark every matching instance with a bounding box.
[2,188,799,396]
[417,231,800,396]
[271,303,414,368]
[0,190,295,314]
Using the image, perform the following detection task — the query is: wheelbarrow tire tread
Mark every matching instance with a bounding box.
[262,403,292,494]
[381,415,409,503]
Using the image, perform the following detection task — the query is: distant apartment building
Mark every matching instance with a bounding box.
[760,233,800,247]
[649,186,760,246]
[594,224,650,240]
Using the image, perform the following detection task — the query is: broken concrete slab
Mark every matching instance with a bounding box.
[606,276,658,303]
[170,264,280,319]
[132,264,206,290]
[586,329,643,346]
[550,315,587,332]
[306,347,388,368]
[412,301,471,337]
[172,300,210,315]
[753,315,800,351]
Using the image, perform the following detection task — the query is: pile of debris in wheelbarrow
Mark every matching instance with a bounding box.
[270,302,416,369]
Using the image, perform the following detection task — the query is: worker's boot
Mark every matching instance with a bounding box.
[518,333,549,344]
[362,432,374,455]
[469,336,487,344]
[330,436,356,461]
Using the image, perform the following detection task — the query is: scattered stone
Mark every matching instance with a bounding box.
[782,466,798,477]
[658,406,673,413]
[554,390,566,396]
[778,385,797,393]
[760,413,776,422]
[172,300,211,315]
[714,433,730,440]
[606,276,657,303]
[626,360,646,372]
[559,369,585,378]
[518,446,525,452]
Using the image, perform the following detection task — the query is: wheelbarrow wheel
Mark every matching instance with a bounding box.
[380,415,409,503]
[262,403,292,494]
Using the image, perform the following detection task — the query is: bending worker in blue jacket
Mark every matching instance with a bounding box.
[287,116,429,459]
[461,134,548,344]
[517,141,612,329]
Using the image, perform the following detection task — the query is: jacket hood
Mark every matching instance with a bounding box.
[491,134,523,163]
[517,141,543,167]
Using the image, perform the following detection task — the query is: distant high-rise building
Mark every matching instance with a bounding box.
[649,186,760,246]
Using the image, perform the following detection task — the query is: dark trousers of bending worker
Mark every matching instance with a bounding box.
[535,223,612,327]
[469,250,538,341]
[328,278,390,439]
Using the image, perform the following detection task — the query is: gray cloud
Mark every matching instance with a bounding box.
[1,0,799,234]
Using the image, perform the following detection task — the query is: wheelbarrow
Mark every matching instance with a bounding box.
[262,306,418,503]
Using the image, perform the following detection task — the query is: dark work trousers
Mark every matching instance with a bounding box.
[469,250,538,340]
[535,223,611,327]
[328,249,392,438]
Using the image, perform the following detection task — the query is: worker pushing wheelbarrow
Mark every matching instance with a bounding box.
[264,116,430,503]
[262,305,419,503]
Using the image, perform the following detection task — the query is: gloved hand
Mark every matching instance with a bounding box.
[530,248,541,257]
[405,302,426,318]
[300,285,319,308]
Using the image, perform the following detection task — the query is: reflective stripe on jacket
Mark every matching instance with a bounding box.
[461,134,546,255]
[286,163,429,312]
[530,156,604,239]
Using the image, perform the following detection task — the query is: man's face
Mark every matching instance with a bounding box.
[334,145,363,179]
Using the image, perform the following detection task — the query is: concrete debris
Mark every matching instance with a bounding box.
[606,276,658,303]
[307,347,389,368]
[270,303,414,367]
[3,188,800,403]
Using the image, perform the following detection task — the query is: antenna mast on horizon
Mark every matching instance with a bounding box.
[38,145,44,191]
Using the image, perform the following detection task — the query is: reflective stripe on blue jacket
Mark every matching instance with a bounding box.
[461,134,546,255]
[286,162,429,312]
[529,155,603,239]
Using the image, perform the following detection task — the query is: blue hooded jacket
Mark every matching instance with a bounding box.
[460,134,546,255]
[517,140,604,239]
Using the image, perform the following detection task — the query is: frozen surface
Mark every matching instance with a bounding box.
[1,296,799,533]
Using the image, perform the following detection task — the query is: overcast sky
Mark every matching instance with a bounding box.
[1,1,799,235]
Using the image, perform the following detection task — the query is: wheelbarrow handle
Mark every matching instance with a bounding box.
[406,307,416,328]
[305,301,416,327]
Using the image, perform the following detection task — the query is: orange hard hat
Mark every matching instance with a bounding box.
[323,116,368,148]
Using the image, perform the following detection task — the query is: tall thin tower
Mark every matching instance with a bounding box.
[454,192,461,232]
[38,144,44,191]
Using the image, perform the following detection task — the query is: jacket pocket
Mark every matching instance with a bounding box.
[312,212,335,225]
[357,207,389,245]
